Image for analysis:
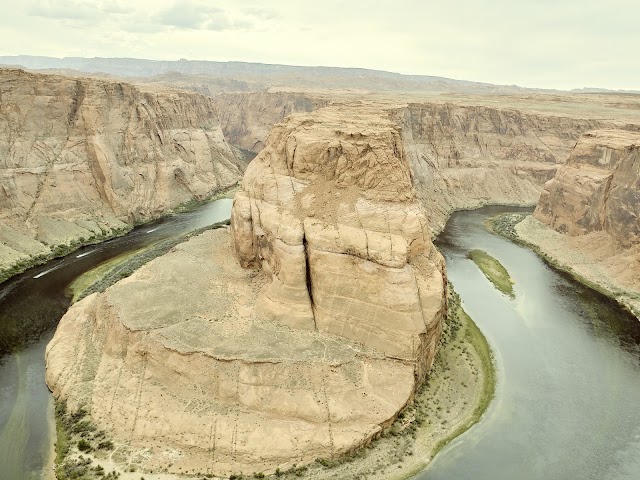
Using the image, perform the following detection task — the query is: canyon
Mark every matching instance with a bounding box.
[1,60,639,478]
[0,68,245,282]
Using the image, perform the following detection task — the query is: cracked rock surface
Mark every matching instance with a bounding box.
[46,104,446,476]
[524,129,640,316]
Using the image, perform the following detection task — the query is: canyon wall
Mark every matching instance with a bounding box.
[213,92,328,152]
[398,103,608,232]
[211,93,611,234]
[514,129,640,316]
[0,68,244,281]
[46,103,446,476]
[534,129,640,246]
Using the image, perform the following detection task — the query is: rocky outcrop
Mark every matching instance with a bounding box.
[520,129,640,316]
[0,68,243,281]
[534,129,640,246]
[46,104,446,476]
[231,104,446,378]
[211,93,615,235]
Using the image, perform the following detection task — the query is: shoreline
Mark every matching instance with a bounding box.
[42,397,56,480]
[487,213,640,320]
[0,183,239,288]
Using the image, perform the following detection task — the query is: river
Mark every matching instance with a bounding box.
[2,204,640,480]
[0,198,233,480]
[416,206,640,480]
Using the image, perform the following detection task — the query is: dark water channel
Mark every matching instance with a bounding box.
[3,203,640,480]
[0,199,233,480]
[416,206,640,480]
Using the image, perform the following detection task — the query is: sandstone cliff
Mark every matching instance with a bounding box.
[535,129,640,245]
[0,68,243,281]
[517,129,640,316]
[397,102,609,232]
[213,91,328,152]
[46,104,446,476]
[209,91,612,234]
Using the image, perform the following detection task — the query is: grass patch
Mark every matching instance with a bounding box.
[487,213,640,318]
[54,400,117,480]
[468,249,515,298]
[67,246,153,303]
[420,288,496,467]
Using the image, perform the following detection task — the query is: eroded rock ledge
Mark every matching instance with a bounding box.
[518,129,640,316]
[46,104,446,476]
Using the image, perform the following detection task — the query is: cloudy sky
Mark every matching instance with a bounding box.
[0,0,638,90]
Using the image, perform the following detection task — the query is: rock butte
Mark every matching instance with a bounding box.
[0,68,244,278]
[40,70,640,476]
[46,103,447,475]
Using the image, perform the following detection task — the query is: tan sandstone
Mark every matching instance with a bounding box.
[0,68,243,279]
[46,103,447,476]
[211,90,634,234]
[518,129,640,316]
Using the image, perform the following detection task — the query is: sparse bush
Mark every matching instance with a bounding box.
[78,438,92,452]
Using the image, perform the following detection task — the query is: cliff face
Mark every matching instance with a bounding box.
[231,104,446,379]
[46,104,446,475]
[398,103,608,232]
[515,129,640,316]
[210,93,612,234]
[0,68,243,280]
[213,92,328,152]
[535,129,640,246]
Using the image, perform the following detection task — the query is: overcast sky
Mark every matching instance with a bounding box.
[0,0,638,90]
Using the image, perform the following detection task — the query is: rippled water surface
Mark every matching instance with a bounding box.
[416,206,640,480]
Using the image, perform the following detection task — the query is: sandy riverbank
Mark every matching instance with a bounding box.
[488,213,640,319]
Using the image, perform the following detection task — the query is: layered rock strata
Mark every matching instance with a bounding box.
[211,92,614,234]
[213,91,327,152]
[397,103,609,232]
[534,129,639,245]
[46,104,447,475]
[520,129,640,316]
[0,68,243,280]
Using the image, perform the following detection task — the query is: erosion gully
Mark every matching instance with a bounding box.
[2,204,640,480]
[0,199,232,480]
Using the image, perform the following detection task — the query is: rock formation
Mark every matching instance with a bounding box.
[210,92,616,234]
[46,104,447,476]
[0,68,243,281]
[534,129,640,245]
[397,103,609,232]
[515,129,640,316]
[213,92,327,152]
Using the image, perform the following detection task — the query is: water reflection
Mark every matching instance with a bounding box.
[417,206,640,480]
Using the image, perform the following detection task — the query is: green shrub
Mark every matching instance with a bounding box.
[77,438,92,452]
